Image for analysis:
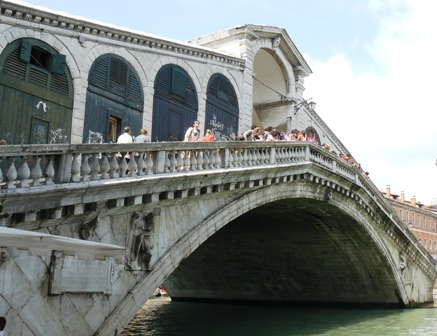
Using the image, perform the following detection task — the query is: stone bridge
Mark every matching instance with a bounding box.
[0,142,436,335]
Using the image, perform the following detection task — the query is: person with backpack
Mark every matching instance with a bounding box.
[184,120,201,142]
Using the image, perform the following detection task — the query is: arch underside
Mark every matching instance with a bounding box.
[163,198,402,306]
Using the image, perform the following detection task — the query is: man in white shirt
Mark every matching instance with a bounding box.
[117,126,133,143]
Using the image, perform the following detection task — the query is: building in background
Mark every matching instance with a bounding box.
[0,0,352,158]
[383,185,437,260]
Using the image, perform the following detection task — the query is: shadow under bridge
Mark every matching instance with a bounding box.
[163,197,428,307]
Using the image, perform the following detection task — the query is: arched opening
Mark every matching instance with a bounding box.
[305,126,321,144]
[0,38,73,144]
[163,198,401,305]
[252,48,289,131]
[152,64,198,142]
[205,73,239,141]
[84,54,144,143]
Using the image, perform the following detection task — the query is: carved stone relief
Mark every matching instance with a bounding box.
[0,248,9,268]
[125,211,154,271]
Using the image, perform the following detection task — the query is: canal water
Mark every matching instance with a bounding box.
[122,298,437,335]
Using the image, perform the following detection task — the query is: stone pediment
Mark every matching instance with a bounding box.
[188,24,312,77]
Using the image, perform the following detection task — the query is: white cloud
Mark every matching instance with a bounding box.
[304,0,437,204]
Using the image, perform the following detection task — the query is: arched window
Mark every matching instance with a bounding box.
[84,54,144,143]
[0,38,73,144]
[205,74,239,140]
[152,64,198,141]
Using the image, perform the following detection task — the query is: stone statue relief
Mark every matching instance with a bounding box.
[126,211,154,271]
[272,36,280,51]
[399,252,414,296]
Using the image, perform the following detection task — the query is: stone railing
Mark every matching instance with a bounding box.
[0,142,362,190]
[1,141,434,267]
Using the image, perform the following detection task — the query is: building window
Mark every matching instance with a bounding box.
[424,238,426,248]
[412,213,415,224]
[399,209,403,220]
[20,39,66,74]
[406,211,409,222]
[171,66,187,99]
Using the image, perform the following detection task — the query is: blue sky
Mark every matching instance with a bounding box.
[17,0,437,204]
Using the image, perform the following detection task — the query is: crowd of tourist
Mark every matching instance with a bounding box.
[233,124,364,173]
[113,122,365,172]
[1,122,367,175]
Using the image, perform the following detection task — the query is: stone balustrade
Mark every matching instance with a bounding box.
[0,141,432,272]
[0,141,366,190]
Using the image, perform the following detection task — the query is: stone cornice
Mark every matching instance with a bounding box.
[1,1,245,68]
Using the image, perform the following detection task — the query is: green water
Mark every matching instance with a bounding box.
[122,298,437,335]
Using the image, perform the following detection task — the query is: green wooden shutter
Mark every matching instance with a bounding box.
[171,66,186,99]
[49,54,66,75]
[20,39,32,63]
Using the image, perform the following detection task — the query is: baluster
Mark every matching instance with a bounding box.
[203,150,210,170]
[285,148,291,162]
[259,149,263,165]
[119,153,128,177]
[240,150,246,167]
[170,151,177,173]
[177,151,184,172]
[242,149,248,167]
[264,148,272,164]
[81,154,91,182]
[252,149,257,166]
[183,151,191,171]
[164,152,171,173]
[190,151,198,171]
[136,152,145,176]
[246,149,253,167]
[280,148,286,163]
[45,156,55,185]
[227,149,233,167]
[276,148,281,163]
[258,148,263,164]
[5,157,17,189]
[251,149,257,166]
[90,154,101,180]
[17,156,30,188]
[196,150,203,171]
[209,149,220,169]
[232,150,238,167]
[71,153,81,182]
[109,153,119,178]
[128,154,137,177]
[281,148,287,163]
[296,147,301,161]
[100,153,110,179]
[145,152,153,175]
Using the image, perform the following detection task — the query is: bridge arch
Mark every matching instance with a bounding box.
[162,181,408,304]
[98,175,421,334]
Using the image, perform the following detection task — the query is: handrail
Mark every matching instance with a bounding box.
[0,142,335,189]
[0,141,435,270]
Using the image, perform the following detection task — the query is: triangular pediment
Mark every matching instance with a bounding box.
[189,24,312,77]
